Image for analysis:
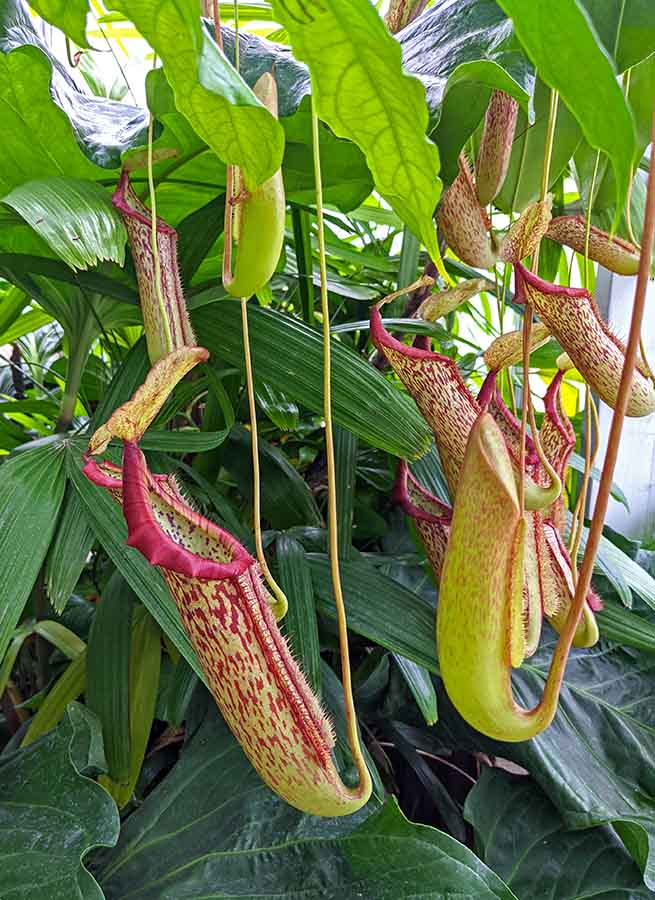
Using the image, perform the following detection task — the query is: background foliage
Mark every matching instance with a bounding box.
[1,0,655,896]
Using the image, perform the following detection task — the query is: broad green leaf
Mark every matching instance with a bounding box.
[195,301,432,460]
[22,651,87,746]
[27,0,90,48]
[45,483,95,614]
[277,534,322,696]
[465,767,652,900]
[273,0,442,261]
[579,0,655,71]
[87,571,133,785]
[436,633,655,889]
[0,442,66,661]
[309,553,437,671]
[0,703,118,900]
[97,704,514,899]
[106,0,284,188]
[0,46,105,193]
[0,0,147,170]
[2,177,127,271]
[495,0,636,222]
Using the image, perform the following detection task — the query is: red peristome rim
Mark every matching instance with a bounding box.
[514,262,588,300]
[543,370,575,447]
[370,305,463,368]
[393,459,452,525]
[101,442,254,579]
[112,169,176,236]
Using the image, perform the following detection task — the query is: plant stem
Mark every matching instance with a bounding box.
[239,297,288,619]
[311,95,371,798]
[55,338,88,432]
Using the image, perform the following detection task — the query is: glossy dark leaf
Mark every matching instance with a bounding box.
[0,703,118,900]
[466,767,654,900]
[435,632,655,890]
[96,702,514,899]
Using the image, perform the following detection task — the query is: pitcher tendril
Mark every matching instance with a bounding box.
[218,1,288,618]
[311,93,372,803]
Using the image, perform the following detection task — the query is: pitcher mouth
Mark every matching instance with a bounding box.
[83,447,253,580]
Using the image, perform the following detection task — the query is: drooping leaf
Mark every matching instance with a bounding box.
[495,0,636,221]
[0,442,66,661]
[465,767,653,900]
[0,703,118,900]
[86,571,133,785]
[277,534,322,696]
[106,0,284,188]
[0,45,105,193]
[195,301,432,460]
[0,0,147,170]
[96,703,514,899]
[26,0,90,49]
[45,483,95,614]
[273,0,443,260]
[2,177,126,271]
[22,651,87,746]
